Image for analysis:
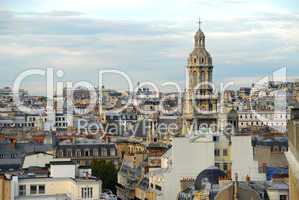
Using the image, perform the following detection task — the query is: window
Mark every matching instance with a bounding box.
[213,136,219,142]
[76,150,81,157]
[281,146,287,152]
[272,146,279,152]
[214,149,220,157]
[200,71,205,82]
[84,150,90,157]
[30,185,37,194]
[67,150,72,157]
[110,148,116,156]
[101,148,107,157]
[59,150,64,157]
[223,149,228,156]
[223,163,228,171]
[155,185,162,191]
[19,185,26,196]
[81,187,93,199]
[93,149,98,157]
[38,185,45,194]
[280,195,287,200]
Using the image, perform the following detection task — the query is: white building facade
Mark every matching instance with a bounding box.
[231,135,266,181]
[149,136,215,200]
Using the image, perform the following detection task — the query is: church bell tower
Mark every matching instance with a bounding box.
[183,19,218,134]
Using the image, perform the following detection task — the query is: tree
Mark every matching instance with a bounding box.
[91,160,118,193]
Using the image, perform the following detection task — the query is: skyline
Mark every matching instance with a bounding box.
[0,0,299,95]
[0,2,298,199]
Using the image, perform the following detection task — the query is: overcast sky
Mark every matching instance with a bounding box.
[0,0,298,94]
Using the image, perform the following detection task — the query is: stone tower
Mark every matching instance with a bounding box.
[183,19,218,134]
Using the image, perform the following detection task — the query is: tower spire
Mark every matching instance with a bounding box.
[198,17,202,30]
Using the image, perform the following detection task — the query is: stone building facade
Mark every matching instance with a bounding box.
[55,139,119,167]
[285,108,299,200]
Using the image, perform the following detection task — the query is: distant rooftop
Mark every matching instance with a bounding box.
[50,160,75,165]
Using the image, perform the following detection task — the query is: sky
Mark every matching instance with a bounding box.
[0,0,298,95]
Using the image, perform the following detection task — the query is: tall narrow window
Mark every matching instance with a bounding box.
[19,185,26,196]
[223,163,228,171]
[81,187,93,198]
[101,148,107,157]
[38,185,45,194]
[110,148,116,156]
[30,185,37,194]
[223,149,228,156]
[201,71,205,82]
[214,149,220,156]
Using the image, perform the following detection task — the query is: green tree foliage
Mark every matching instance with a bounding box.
[91,160,118,193]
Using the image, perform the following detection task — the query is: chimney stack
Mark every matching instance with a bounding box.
[10,138,16,149]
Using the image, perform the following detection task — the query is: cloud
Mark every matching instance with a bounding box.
[0,6,298,94]
[16,10,85,17]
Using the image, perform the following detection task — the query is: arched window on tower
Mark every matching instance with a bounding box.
[201,71,205,82]
[194,58,196,64]
[209,70,212,82]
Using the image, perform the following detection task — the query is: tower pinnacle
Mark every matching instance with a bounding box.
[198,17,202,30]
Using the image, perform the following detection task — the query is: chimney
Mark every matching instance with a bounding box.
[10,138,16,149]
[180,177,195,192]
[246,175,251,182]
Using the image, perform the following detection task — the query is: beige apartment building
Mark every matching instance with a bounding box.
[0,174,11,200]
[14,161,102,200]
[16,177,101,200]
[286,107,299,200]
